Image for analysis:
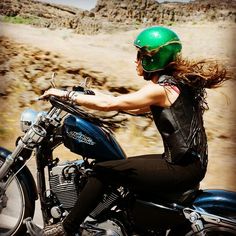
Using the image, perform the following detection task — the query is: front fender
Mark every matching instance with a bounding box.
[0,146,38,201]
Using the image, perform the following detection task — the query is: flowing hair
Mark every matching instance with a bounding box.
[161,56,229,88]
[155,56,230,112]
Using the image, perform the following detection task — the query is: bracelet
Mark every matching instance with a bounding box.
[65,91,74,100]
[70,92,79,103]
[62,91,69,99]
[65,91,78,104]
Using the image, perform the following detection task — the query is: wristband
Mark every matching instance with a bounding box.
[70,93,79,103]
[66,91,78,104]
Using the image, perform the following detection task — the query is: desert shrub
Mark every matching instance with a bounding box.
[1,15,39,25]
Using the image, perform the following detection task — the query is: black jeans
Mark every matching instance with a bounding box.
[63,154,206,234]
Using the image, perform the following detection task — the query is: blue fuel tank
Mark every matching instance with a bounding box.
[62,115,126,162]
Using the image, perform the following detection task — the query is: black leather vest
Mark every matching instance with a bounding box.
[150,77,208,167]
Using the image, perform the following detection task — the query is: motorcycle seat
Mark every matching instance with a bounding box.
[138,184,200,205]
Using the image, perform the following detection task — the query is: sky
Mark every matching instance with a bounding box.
[38,0,191,10]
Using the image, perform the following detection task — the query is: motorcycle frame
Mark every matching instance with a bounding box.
[183,207,236,232]
[34,144,53,224]
[33,131,70,224]
[1,96,236,234]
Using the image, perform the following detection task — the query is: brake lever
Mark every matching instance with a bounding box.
[79,77,91,88]
[37,74,95,102]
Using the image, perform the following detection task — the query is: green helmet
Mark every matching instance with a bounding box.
[134,26,182,72]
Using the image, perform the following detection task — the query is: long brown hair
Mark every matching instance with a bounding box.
[161,56,229,88]
[155,56,230,112]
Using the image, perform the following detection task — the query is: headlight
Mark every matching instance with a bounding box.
[20,109,40,133]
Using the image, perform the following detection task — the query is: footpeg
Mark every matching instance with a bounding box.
[24,217,43,236]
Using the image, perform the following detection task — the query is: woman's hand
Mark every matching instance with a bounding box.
[39,88,67,100]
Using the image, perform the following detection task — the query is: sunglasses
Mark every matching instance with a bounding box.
[137,50,152,62]
[136,51,142,61]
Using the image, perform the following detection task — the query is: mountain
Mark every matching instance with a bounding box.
[0,0,235,34]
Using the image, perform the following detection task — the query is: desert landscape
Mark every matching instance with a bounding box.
[0,0,236,196]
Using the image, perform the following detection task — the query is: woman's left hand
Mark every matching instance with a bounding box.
[39,88,67,100]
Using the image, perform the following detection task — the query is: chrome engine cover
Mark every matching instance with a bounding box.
[49,160,84,210]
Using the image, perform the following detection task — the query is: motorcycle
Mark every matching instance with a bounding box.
[0,76,236,236]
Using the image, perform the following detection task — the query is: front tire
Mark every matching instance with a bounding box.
[0,156,35,236]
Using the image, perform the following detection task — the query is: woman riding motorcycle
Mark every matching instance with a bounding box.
[40,26,227,236]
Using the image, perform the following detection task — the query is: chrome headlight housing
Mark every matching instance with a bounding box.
[20,109,42,133]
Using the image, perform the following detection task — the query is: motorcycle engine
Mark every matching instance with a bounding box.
[49,160,84,212]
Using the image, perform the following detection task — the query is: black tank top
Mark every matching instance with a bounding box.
[150,76,208,167]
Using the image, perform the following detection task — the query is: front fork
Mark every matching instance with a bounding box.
[0,124,47,185]
[0,106,63,182]
[35,146,53,225]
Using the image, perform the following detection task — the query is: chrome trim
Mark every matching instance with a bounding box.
[20,109,40,133]
[184,208,236,230]
[136,199,178,211]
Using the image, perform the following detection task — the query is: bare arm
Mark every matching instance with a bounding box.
[41,83,167,112]
[71,84,166,111]
[87,89,151,114]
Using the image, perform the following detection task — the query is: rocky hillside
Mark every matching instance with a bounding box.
[0,0,235,34]
[93,0,236,24]
[0,35,140,138]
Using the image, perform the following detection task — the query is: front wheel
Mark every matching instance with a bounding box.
[0,156,35,236]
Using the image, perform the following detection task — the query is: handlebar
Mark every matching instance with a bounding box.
[48,96,126,131]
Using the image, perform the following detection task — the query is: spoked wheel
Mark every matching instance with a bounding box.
[0,157,35,236]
